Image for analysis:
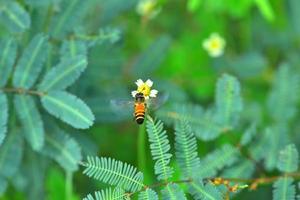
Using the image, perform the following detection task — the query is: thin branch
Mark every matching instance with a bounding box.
[0,87,45,96]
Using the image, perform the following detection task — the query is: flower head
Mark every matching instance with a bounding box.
[136,0,161,19]
[131,79,158,100]
[202,33,226,57]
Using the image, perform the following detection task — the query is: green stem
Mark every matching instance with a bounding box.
[137,123,146,173]
[65,171,73,200]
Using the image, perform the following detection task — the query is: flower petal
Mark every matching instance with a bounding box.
[144,95,149,100]
[145,79,153,87]
[150,89,158,97]
[136,79,144,87]
[131,90,138,97]
[202,39,210,49]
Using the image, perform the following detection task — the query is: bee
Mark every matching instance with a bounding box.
[134,92,147,124]
[110,92,168,125]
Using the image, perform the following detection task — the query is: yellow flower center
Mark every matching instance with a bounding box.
[141,1,156,15]
[137,83,151,97]
[210,39,220,50]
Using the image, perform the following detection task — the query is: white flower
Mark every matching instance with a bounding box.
[131,79,158,99]
[202,33,226,57]
[136,0,161,19]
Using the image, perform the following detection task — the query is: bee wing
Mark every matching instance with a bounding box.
[147,92,169,110]
[110,99,134,113]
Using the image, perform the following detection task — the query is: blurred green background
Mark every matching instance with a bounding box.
[1,0,300,199]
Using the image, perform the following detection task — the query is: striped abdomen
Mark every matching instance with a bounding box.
[134,103,146,124]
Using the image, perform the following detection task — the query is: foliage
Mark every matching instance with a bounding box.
[0,0,300,199]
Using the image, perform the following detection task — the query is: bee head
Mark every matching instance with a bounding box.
[135,92,145,101]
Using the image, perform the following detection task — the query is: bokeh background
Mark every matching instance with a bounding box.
[1,0,300,199]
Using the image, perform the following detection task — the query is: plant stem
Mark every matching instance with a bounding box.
[0,87,45,96]
[65,171,73,200]
[137,123,146,173]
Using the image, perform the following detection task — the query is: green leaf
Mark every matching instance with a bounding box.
[13,33,49,89]
[161,183,187,200]
[174,119,201,179]
[22,151,47,200]
[228,52,267,78]
[41,91,94,129]
[83,188,126,200]
[0,1,31,32]
[42,128,82,172]
[187,0,203,12]
[14,95,44,151]
[0,93,8,145]
[215,74,243,128]
[60,40,87,60]
[83,156,144,192]
[273,177,295,200]
[267,64,300,122]
[190,181,222,200]
[288,0,300,35]
[50,0,89,38]
[263,126,290,171]
[198,144,239,178]
[254,0,275,22]
[240,123,257,146]
[38,55,87,92]
[132,35,171,78]
[138,188,159,200]
[0,129,23,178]
[222,159,255,179]
[146,116,174,181]
[277,144,299,173]
[157,104,223,141]
[0,38,17,87]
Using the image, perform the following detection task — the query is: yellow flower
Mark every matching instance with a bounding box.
[202,33,226,57]
[136,0,161,19]
[131,79,158,99]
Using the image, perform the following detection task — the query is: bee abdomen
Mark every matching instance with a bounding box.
[135,103,146,125]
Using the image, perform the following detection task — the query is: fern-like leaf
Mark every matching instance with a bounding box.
[83,187,126,200]
[0,129,23,178]
[42,127,82,172]
[14,95,44,151]
[215,74,243,128]
[0,38,17,87]
[41,91,94,129]
[273,177,295,200]
[198,144,239,178]
[83,156,144,192]
[38,55,87,91]
[174,119,201,179]
[138,188,158,200]
[189,180,222,200]
[0,1,31,33]
[146,116,173,181]
[267,64,300,122]
[0,93,8,145]
[161,183,187,200]
[277,144,298,173]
